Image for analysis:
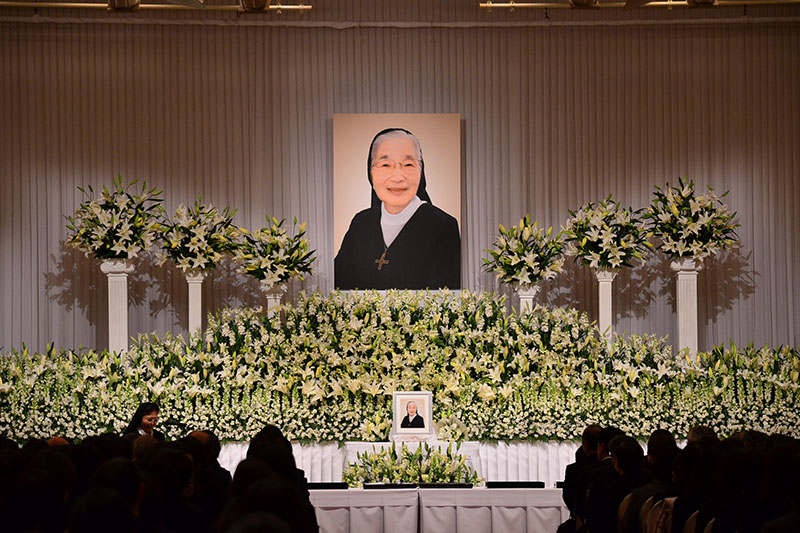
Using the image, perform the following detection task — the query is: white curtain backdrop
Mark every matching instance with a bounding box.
[1,3,799,352]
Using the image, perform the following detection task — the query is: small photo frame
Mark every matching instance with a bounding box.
[392,391,434,438]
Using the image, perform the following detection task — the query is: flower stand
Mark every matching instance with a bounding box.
[186,271,205,336]
[516,285,539,313]
[100,259,134,353]
[262,282,287,317]
[671,259,702,357]
[595,269,617,349]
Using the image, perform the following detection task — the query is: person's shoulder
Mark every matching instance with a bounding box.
[348,206,380,227]
[415,203,459,234]
[417,203,456,222]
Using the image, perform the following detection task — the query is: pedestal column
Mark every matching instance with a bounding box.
[516,285,540,313]
[595,269,618,349]
[186,271,205,336]
[262,282,287,317]
[100,259,134,353]
[671,259,702,357]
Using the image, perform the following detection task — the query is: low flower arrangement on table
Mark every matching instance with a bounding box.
[1,291,798,444]
[343,442,481,487]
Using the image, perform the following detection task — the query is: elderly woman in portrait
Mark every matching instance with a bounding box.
[400,401,425,429]
[335,128,461,290]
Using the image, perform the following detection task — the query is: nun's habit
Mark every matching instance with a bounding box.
[334,128,461,290]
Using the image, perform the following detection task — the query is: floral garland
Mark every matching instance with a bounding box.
[159,198,239,274]
[66,176,163,260]
[563,197,652,270]
[483,215,564,289]
[644,177,739,262]
[234,217,315,291]
[343,442,481,487]
[1,292,798,444]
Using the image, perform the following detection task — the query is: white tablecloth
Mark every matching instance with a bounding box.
[419,488,569,533]
[219,441,578,487]
[310,488,419,533]
[309,488,568,533]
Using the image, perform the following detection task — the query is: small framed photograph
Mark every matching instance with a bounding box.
[392,391,433,438]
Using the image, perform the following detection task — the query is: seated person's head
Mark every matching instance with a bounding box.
[69,488,135,533]
[218,476,308,533]
[132,435,158,462]
[247,425,297,483]
[90,457,143,512]
[598,426,624,459]
[612,436,644,476]
[647,429,679,480]
[581,424,602,456]
[687,425,717,444]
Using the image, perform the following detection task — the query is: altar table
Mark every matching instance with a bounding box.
[309,488,569,533]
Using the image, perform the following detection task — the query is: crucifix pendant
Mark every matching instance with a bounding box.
[375,250,390,270]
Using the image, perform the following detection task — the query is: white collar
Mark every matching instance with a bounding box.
[381,197,425,247]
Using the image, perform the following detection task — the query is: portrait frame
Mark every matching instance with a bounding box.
[332,114,462,284]
[392,391,434,439]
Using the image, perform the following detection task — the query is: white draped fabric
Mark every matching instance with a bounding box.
[311,488,420,533]
[418,488,568,533]
[2,3,800,352]
[308,488,568,533]
[219,440,577,488]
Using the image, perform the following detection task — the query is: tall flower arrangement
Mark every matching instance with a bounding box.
[66,176,163,260]
[234,217,315,291]
[563,197,652,270]
[483,215,564,289]
[644,177,739,261]
[159,198,239,274]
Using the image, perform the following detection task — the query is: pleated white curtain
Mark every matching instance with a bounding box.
[1,4,798,352]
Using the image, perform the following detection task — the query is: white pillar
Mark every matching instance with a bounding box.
[100,259,134,354]
[671,259,702,357]
[516,285,540,313]
[595,269,617,349]
[261,282,287,317]
[186,271,205,336]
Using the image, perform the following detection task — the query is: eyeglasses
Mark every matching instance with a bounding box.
[372,158,421,175]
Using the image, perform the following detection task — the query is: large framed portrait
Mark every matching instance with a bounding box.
[392,391,434,439]
[333,114,462,291]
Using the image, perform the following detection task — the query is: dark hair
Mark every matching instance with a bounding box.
[247,425,297,483]
[599,426,624,452]
[687,424,717,443]
[582,424,603,452]
[123,402,160,436]
[613,436,644,475]
[647,429,679,481]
